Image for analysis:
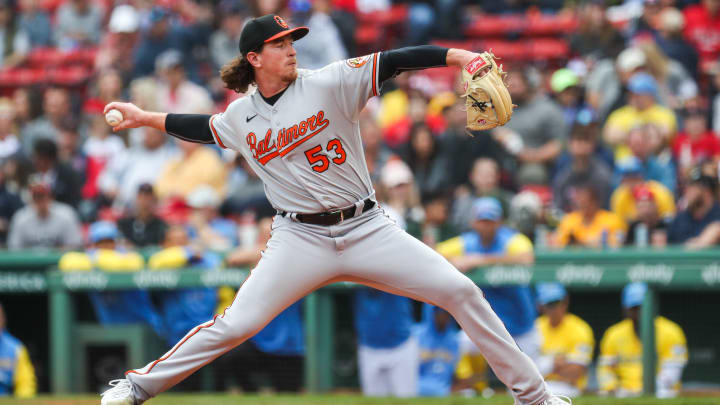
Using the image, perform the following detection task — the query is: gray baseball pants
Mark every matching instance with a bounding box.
[126,207,551,404]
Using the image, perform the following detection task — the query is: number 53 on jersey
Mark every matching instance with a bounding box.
[304,138,347,173]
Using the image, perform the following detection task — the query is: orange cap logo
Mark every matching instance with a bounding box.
[274,16,289,29]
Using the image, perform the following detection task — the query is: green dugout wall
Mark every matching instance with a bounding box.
[2,247,720,394]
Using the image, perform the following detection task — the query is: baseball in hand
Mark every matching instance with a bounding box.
[105,109,123,127]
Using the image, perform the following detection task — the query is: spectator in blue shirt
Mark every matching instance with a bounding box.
[414,304,459,397]
[617,125,677,194]
[132,6,211,83]
[353,289,417,397]
[0,1,30,69]
[17,0,52,48]
[54,0,103,49]
[0,302,36,397]
[186,185,238,251]
[669,170,720,244]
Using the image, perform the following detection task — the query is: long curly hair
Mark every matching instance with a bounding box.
[220,55,256,94]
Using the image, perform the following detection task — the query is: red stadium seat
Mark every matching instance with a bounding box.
[355,4,408,53]
[431,40,483,53]
[464,15,524,38]
[26,48,65,67]
[355,25,381,46]
[27,47,99,68]
[529,38,570,61]
[0,68,45,87]
[482,40,529,62]
[357,4,408,25]
[388,4,408,23]
[49,66,92,85]
[526,14,578,36]
[66,48,99,66]
[40,0,65,14]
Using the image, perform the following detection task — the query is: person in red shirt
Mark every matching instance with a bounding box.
[683,0,720,73]
[672,108,720,183]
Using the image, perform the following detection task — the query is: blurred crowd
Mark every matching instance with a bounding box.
[0,0,719,252]
[0,0,717,398]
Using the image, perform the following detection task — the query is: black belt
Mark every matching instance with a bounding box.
[278,199,376,226]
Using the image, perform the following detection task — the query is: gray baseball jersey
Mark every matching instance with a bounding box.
[209,53,380,213]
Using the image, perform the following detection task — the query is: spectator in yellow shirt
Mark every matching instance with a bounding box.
[597,283,687,398]
[0,302,36,398]
[534,283,594,398]
[154,141,228,202]
[553,184,627,248]
[611,158,676,224]
[603,73,676,160]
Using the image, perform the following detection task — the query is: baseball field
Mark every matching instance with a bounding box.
[2,394,720,405]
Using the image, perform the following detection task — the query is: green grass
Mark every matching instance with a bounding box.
[3,394,720,405]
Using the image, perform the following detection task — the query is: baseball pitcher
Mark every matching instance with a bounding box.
[100,14,568,405]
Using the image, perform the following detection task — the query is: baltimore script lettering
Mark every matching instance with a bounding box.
[246,110,330,165]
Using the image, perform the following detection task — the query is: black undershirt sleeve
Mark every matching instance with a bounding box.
[378,45,449,83]
[165,113,215,144]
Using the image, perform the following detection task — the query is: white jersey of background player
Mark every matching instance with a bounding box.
[101,14,570,405]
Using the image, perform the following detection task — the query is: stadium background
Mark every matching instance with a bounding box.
[1,0,720,401]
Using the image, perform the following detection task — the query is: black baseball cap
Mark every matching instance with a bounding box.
[137,183,155,195]
[239,14,308,56]
[689,169,719,192]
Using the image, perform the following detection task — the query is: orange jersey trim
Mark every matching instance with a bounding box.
[209,115,228,149]
[127,315,221,376]
[125,271,251,377]
[371,53,379,97]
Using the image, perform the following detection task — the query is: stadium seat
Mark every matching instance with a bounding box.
[526,13,578,36]
[49,66,92,85]
[529,38,570,61]
[482,40,529,62]
[431,40,483,53]
[0,68,45,87]
[356,4,408,25]
[26,48,65,67]
[27,47,99,68]
[40,0,65,15]
[66,48,99,66]
[355,25,381,47]
[464,14,524,38]
[355,4,408,53]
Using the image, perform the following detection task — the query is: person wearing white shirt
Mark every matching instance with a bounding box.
[98,127,178,210]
